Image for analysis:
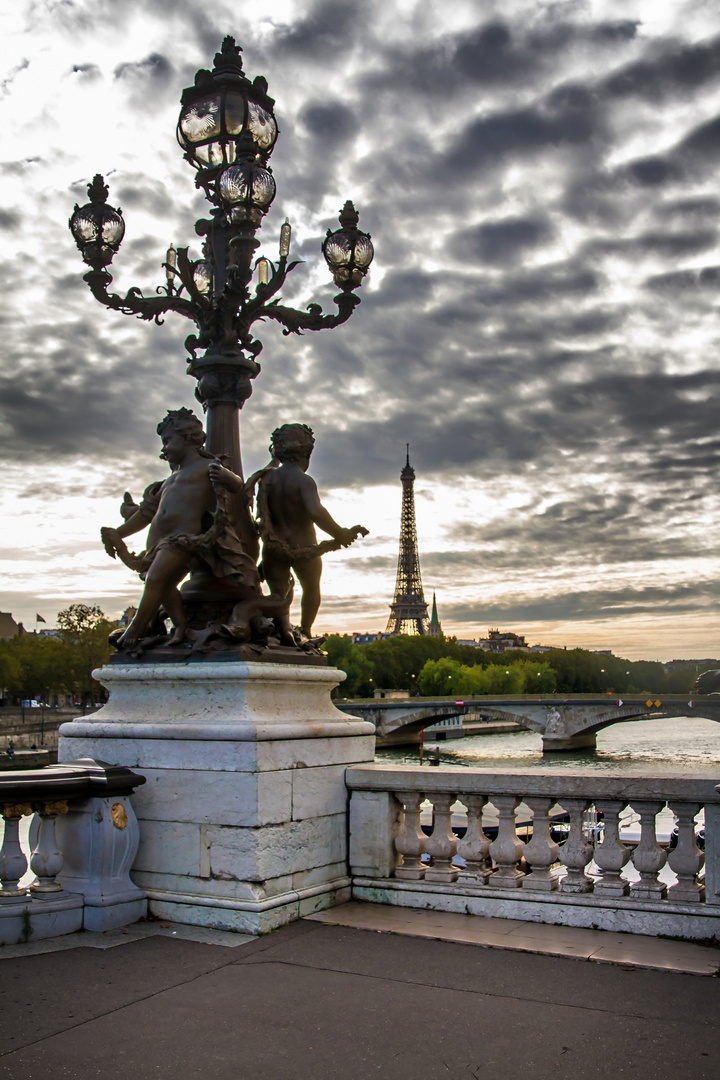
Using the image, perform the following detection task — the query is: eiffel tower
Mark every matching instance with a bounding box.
[386,447,430,635]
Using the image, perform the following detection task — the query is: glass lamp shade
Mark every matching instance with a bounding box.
[177,38,278,179]
[69,177,125,269]
[178,94,277,169]
[322,201,374,289]
[192,261,212,295]
[218,162,276,212]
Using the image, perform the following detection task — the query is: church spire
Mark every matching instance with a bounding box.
[428,592,443,637]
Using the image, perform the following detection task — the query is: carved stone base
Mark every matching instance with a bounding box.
[58,662,375,935]
[593,876,630,898]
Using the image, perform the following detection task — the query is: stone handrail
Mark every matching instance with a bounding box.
[0,758,147,943]
[346,764,720,939]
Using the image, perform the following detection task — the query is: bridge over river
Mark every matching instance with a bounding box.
[337,694,720,751]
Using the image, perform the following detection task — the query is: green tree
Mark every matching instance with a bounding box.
[325,633,680,698]
[417,656,462,696]
[416,657,556,696]
[57,604,108,637]
[57,603,116,701]
[475,663,524,694]
[0,639,23,697]
[323,635,375,697]
[511,660,556,693]
[362,634,450,691]
[1,635,73,700]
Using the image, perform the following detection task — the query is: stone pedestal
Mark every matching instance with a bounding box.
[58,662,375,934]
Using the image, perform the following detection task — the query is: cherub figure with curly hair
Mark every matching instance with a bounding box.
[239,424,367,638]
[101,408,257,648]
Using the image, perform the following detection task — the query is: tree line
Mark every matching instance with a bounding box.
[2,610,713,703]
[323,633,717,699]
[0,605,114,706]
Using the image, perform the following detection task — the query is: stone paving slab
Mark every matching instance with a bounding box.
[0,920,253,959]
[0,919,718,1080]
[306,901,720,975]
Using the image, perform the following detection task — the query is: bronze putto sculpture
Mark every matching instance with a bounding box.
[101,412,367,657]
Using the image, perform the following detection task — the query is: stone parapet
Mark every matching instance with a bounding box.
[347,764,720,940]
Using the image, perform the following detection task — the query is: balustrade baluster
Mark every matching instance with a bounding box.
[593,800,631,897]
[457,794,493,884]
[394,791,426,880]
[558,799,594,893]
[29,801,68,895]
[522,798,560,891]
[667,801,705,903]
[425,793,458,883]
[630,801,667,900]
[0,804,32,899]
[489,796,525,887]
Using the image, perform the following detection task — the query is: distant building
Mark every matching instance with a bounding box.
[479,629,528,653]
[457,630,558,653]
[663,658,719,673]
[351,632,392,645]
[349,626,560,653]
[373,688,407,700]
[0,612,19,639]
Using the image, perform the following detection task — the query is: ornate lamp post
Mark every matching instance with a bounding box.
[69,36,373,564]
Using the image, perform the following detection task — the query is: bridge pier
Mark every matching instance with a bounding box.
[542,733,597,753]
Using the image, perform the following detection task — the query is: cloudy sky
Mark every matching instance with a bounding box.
[1,0,720,660]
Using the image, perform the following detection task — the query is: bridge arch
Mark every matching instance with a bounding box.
[339,696,720,751]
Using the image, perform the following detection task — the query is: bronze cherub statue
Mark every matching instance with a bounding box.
[100,408,259,649]
[100,413,367,655]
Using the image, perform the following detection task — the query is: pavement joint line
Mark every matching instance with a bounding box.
[235,953,685,1024]
[0,923,258,960]
[0,948,249,1061]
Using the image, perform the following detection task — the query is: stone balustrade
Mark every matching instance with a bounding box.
[347,764,720,940]
[0,758,147,944]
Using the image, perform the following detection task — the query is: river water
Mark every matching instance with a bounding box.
[376,716,720,774]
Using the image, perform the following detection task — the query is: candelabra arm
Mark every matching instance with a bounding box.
[256,290,360,337]
[82,268,202,327]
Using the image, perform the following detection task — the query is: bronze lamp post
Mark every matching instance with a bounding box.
[69,35,373,563]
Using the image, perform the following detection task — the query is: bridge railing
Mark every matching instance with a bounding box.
[0,758,147,944]
[347,764,720,940]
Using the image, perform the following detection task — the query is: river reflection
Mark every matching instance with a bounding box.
[376,716,720,773]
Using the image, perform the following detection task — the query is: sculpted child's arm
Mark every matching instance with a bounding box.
[300,475,359,542]
[208,461,244,492]
[113,507,153,540]
[101,482,162,557]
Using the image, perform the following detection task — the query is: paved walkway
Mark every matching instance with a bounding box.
[307,901,720,975]
[0,906,718,1079]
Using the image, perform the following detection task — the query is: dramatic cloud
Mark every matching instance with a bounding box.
[1,0,720,658]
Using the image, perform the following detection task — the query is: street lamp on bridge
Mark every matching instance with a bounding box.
[69,35,374,560]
